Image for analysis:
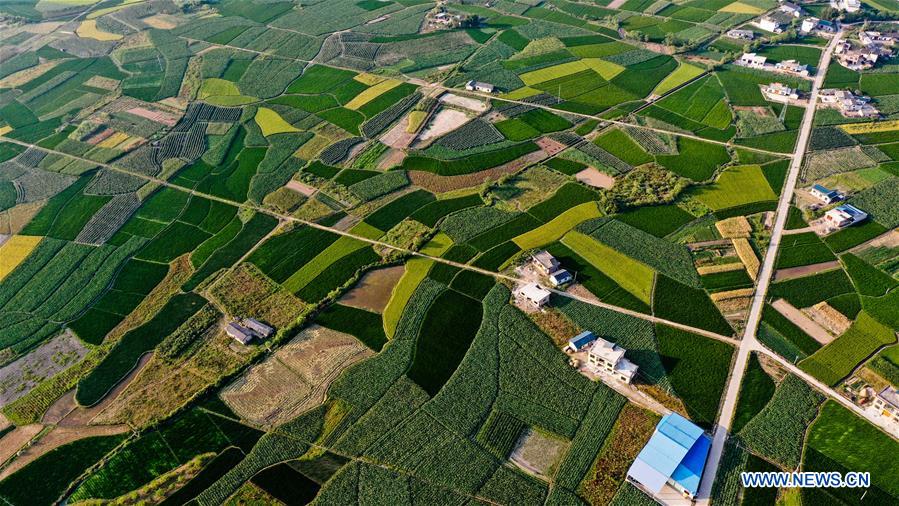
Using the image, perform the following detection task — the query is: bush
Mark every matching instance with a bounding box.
[738,374,824,469]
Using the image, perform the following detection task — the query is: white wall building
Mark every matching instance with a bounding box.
[587,336,639,384]
[515,283,551,308]
[873,387,899,426]
[831,0,861,12]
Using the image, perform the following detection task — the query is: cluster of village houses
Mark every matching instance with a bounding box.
[835,30,896,71]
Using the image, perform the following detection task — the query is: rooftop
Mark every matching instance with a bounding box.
[627,413,711,496]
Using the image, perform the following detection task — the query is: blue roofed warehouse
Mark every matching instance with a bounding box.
[626,412,711,501]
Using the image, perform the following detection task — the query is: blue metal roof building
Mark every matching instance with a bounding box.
[626,412,711,500]
[566,330,596,352]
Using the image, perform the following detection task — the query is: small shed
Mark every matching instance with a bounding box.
[566,330,597,353]
[549,269,573,287]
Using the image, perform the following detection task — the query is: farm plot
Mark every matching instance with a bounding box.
[799,311,896,386]
[691,165,777,211]
[0,331,88,408]
[223,325,372,425]
[561,231,655,305]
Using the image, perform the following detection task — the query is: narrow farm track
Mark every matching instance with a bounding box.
[0,134,737,345]
[172,34,794,159]
[695,31,849,503]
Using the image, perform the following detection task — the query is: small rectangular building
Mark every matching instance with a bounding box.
[515,283,551,308]
[779,1,804,17]
[762,82,798,102]
[532,250,561,275]
[831,0,861,12]
[243,318,274,339]
[226,322,254,345]
[737,52,767,68]
[756,16,783,33]
[627,413,712,501]
[809,184,843,204]
[727,29,755,40]
[774,59,809,77]
[824,204,868,228]
[873,387,899,426]
[465,80,495,93]
[566,330,597,353]
[549,269,573,287]
[587,336,639,383]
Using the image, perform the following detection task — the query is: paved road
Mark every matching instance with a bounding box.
[695,31,844,503]
[0,135,738,346]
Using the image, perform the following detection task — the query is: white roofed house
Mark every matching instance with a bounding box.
[465,80,495,93]
[226,322,254,345]
[549,269,573,287]
[737,52,767,69]
[779,1,804,17]
[586,336,639,384]
[831,0,861,12]
[532,250,561,275]
[774,59,810,77]
[800,17,820,34]
[809,184,844,205]
[756,16,784,34]
[515,283,552,308]
[824,204,868,229]
[762,82,799,102]
[872,387,899,427]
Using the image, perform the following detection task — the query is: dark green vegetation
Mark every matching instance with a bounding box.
[316,303,387,351]
[731,354,776,434]
[653,275,733,335]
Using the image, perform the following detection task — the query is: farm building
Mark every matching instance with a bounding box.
[586,336,639,384]
[824,204,868,228]
[532,250,561,275]
[778,1,805,17]
[774,59,809,77]
[515,283,551,308]
[566,330,597,353]
[737,52,767,69]
[809,184,844,204]
[859,31,896,47]
[803,17,837,34]
[465,80,495,93]
[243,318,274,338]
[873,387,899,427]
[627,413,711,501]
[755,16,784,34]
[549,269,573,287]
[831,0,861,12]
[226,322,254,345]
[818,89,878,117]
[726,29,755,40]
[762,82,799,102]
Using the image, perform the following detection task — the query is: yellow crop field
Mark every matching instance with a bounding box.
[653,62,705,96]
[733,238,760,280]
[561,231,655,304]
[520,60,591,86]
[839,119,899,134]
[0,126,12,136]
[85,0,145,19]
[382,233,452,337]
[345,79,402,110]
[715,216,752,239]
[500,87,542,100]
[97,132,130,149]
[719,1,764,13]
[406,110,428,133]
[0,235,42,282]
[513,202,601,250]
[198,78,256,106]
[255,107,300,136]
[583,59,625,80]
[75,20,123,41]
[354,73,386,86]
[697,262,746,275]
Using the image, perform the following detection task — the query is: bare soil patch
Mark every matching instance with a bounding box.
[773,260,840,282]
[536,136,567,156]
[416,108,470,143]
[439,93,488,112]
[772,298,835,345]
[379,148,406,169]
[286,180,317,197]
[42,389,76,424]
[338,265,404,313]
[0,424,42,467]
[380,113,417,149]
[222,326,371,426]
[141,14,179,29]
[574,167,615,189]
[0,424,129,480]
[510,428,569,480]
[0,332,88,408]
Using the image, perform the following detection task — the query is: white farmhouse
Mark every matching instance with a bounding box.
[727,29,755,40]
[774,59,809,77]
[515,283,551,308]
[824,204,868,228]
[809,184,844,205]
[532,250,560,275]
[226,322,254,345]
[587,336,639,384]
[465,80,495,93]
[737,52,767,69]
[762,82,799,102]
[831,0,861,12]
[779,1,804,17]
[756,16,784,33]
[873,387,899,427]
